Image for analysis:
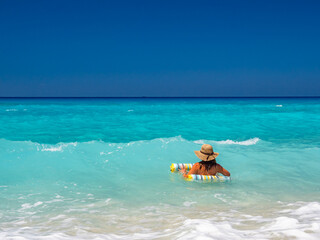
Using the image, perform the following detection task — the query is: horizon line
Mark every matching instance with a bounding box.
[0,96,319,99]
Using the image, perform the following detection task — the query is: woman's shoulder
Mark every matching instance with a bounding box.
[215,163,223,168]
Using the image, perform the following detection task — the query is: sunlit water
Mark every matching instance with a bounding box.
[0,98,319,239]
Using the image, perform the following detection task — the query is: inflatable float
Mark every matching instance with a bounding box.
[170,163,231,182]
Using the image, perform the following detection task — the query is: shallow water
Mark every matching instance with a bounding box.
[0,98,319,239]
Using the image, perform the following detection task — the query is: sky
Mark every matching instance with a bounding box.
[0,0,319,97]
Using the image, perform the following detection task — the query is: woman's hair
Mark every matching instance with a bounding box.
[199,159,217,171]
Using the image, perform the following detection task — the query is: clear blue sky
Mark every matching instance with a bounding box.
[0,0,319,97]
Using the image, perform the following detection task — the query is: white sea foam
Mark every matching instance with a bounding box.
[20,201,43,210]
[183,201,196,207]
[2,202,320,239]
[177,217,317,240]
[194,137,260,146]
[5,109,18,111]
[45,198,63,204]
[287,202,320,220]
[276,105,283,107]
[214,193,227,203]
[40,142,78,152]
[216,137,260,145]
[100,151,113,155]
[1,136,261,148]
[175,203,320,240]
[41,145,64,152]
[49,214,67,221]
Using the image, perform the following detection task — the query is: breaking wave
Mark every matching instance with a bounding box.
[0,136,261,149]
[0,201,319,239]
[39,142,78,152]
[194,137,260,146]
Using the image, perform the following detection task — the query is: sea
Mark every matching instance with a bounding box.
[0,97,319,240]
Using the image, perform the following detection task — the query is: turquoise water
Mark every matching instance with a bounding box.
[0,98,320,239]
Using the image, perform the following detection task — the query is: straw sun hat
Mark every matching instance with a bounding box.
[194,144,219,161]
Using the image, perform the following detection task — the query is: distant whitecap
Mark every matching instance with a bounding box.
[5,109,18,111]
[194,137,260,146]
[40,142,78,152]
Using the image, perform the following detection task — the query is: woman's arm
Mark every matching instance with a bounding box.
[217,164,230,176]
[179,163,199,178]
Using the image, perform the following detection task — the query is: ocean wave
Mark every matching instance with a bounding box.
[39,142,78,152]
[177,216,318,240]
[5,109,18,112]
[281,202,320,220]
[1,201,319,240]
[20,201,43,210]
[175,201,320,240]
[216,137,260,145]
[0,136,261,146]
[194,137,260,146]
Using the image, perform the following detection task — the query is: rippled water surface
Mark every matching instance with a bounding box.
[0,98,319,239]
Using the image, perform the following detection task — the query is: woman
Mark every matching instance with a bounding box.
[180,144,230,177]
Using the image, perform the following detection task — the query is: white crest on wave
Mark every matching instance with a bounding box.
[286,202,320,219]
[216,137,260,145]
[5,109,18,111]
[20,201,43,211]
[40,142,78,152]
[194,137,260,146]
